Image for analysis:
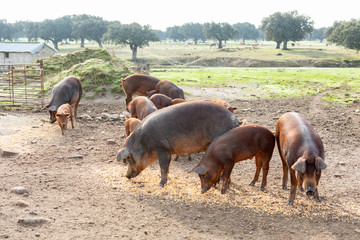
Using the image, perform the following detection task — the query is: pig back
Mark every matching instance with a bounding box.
[50,76,82,108]
[129,101,240,154]
[276,112,324,160]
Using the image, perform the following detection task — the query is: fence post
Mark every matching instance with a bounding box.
[40,60,44,107]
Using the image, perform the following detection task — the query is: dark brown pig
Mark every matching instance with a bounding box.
[121,74,160,110]
[149,93,172,109]
[125,117,142,137]
[275,112,327,206]
[117,101,240,187]
[56,103,74,135]
[148,80,185,100]
[192,125,275,194]
[129,96,157,120]
[43,76,82,123]
[213,99,237,113]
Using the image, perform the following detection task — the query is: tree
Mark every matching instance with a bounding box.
[180,23,204,45]
[309,27,326,42]
[327,19,360,52]
[203,22,236,48]
[72,15,108,48]
[103,22,160,61]
[0,20,15,41]
[166,26,185,42]
[39,16,73,50]
[233,22,259,42]
[15,21,40,42]
[260,11,314,50]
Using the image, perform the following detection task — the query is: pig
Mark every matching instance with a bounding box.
[120,74,160,110]
[56,103,74,135]
[192,125,275,194]
[148,80,185,100]
[170,98,187,105]
[149,93,172,109]
[43,76,82,123]
[129,96,157,120]
[117,101,240,187]
[125,117,142,137]
[213,99,237,113]
[275,112,327,206]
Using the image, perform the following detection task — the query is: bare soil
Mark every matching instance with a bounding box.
[1,85,360,240]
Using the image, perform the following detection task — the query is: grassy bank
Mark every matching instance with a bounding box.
[151,68,360,104]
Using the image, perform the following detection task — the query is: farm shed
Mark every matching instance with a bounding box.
[0,42,57,64]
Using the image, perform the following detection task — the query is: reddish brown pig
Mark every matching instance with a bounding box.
[192,125,275,194]
[121,74,160,110]
[117,101,240,187]
[148,80,185,100]
[129,96,157,120]
[170,98,187,105]
[213,99,237,113]
[43,76,82,123]
[125,118,142,137]
[149,93,172,109]
[275,112,327,206]
[56,103,74,135]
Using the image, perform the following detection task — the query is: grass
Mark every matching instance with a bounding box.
[151,68,360,103]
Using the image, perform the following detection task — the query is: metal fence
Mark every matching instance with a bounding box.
[0,60,44,106]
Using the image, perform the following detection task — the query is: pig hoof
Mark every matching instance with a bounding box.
[249,182,255,186]
[286,201,294,206]
[314,197,321,202]
[298,186,304,191]
[259,187,265,191]
[282,185,287,190]
[158,183,165,187]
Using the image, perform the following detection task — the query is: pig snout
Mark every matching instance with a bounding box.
[201,185,212,194]
[125,169,139,179]
[306,186,315,196]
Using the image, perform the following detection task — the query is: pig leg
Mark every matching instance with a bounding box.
[187,154,192,161]
[221,163,235,194]
[70,114,74,129]
[260,155,270,191]
[280,155,289,190]
[287,168,298,206]
[157,151,172,187]
[57,120,64,135]
[249,155,262,188]
[125,95,132,112]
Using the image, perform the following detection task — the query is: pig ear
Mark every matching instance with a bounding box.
[231,107,237,111]
[315,157,327,171]
[56,114,60,117]
[192,165,208,175]
[65,114,71,117]
[291,157,306,174]
[117,148,130,162]
[49,105,57,112]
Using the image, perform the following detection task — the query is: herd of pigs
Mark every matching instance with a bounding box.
[43,74,327,206]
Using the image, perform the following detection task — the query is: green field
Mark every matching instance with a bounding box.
[50,41,360,104]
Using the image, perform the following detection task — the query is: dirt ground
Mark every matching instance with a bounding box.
[1,85,360,240]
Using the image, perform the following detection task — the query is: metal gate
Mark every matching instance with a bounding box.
[0,60,44,106]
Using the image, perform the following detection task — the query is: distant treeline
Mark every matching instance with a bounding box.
[1,11,359,58]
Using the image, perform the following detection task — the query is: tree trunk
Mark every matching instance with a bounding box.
[131,46,138,61]
[276,41,281,49]
[52,40,59,50]
[218,40,223,49]
[282,41,288,50]
[96,40,103,48]
[80,38,85,48]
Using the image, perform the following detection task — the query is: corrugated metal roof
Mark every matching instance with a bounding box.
[0,42,57,54]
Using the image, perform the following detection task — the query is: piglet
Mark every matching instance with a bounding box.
[56,103,74,135]
[192,124,275,194]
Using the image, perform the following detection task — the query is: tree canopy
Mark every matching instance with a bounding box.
[203,22,236,48]
[233,22,258,42]
[325,20,360,52]
[103,22,160,61]
[260,10,314,49]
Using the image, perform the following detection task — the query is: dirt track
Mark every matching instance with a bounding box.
[1,85,360,240]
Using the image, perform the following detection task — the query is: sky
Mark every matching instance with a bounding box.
[2,0,359,30]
